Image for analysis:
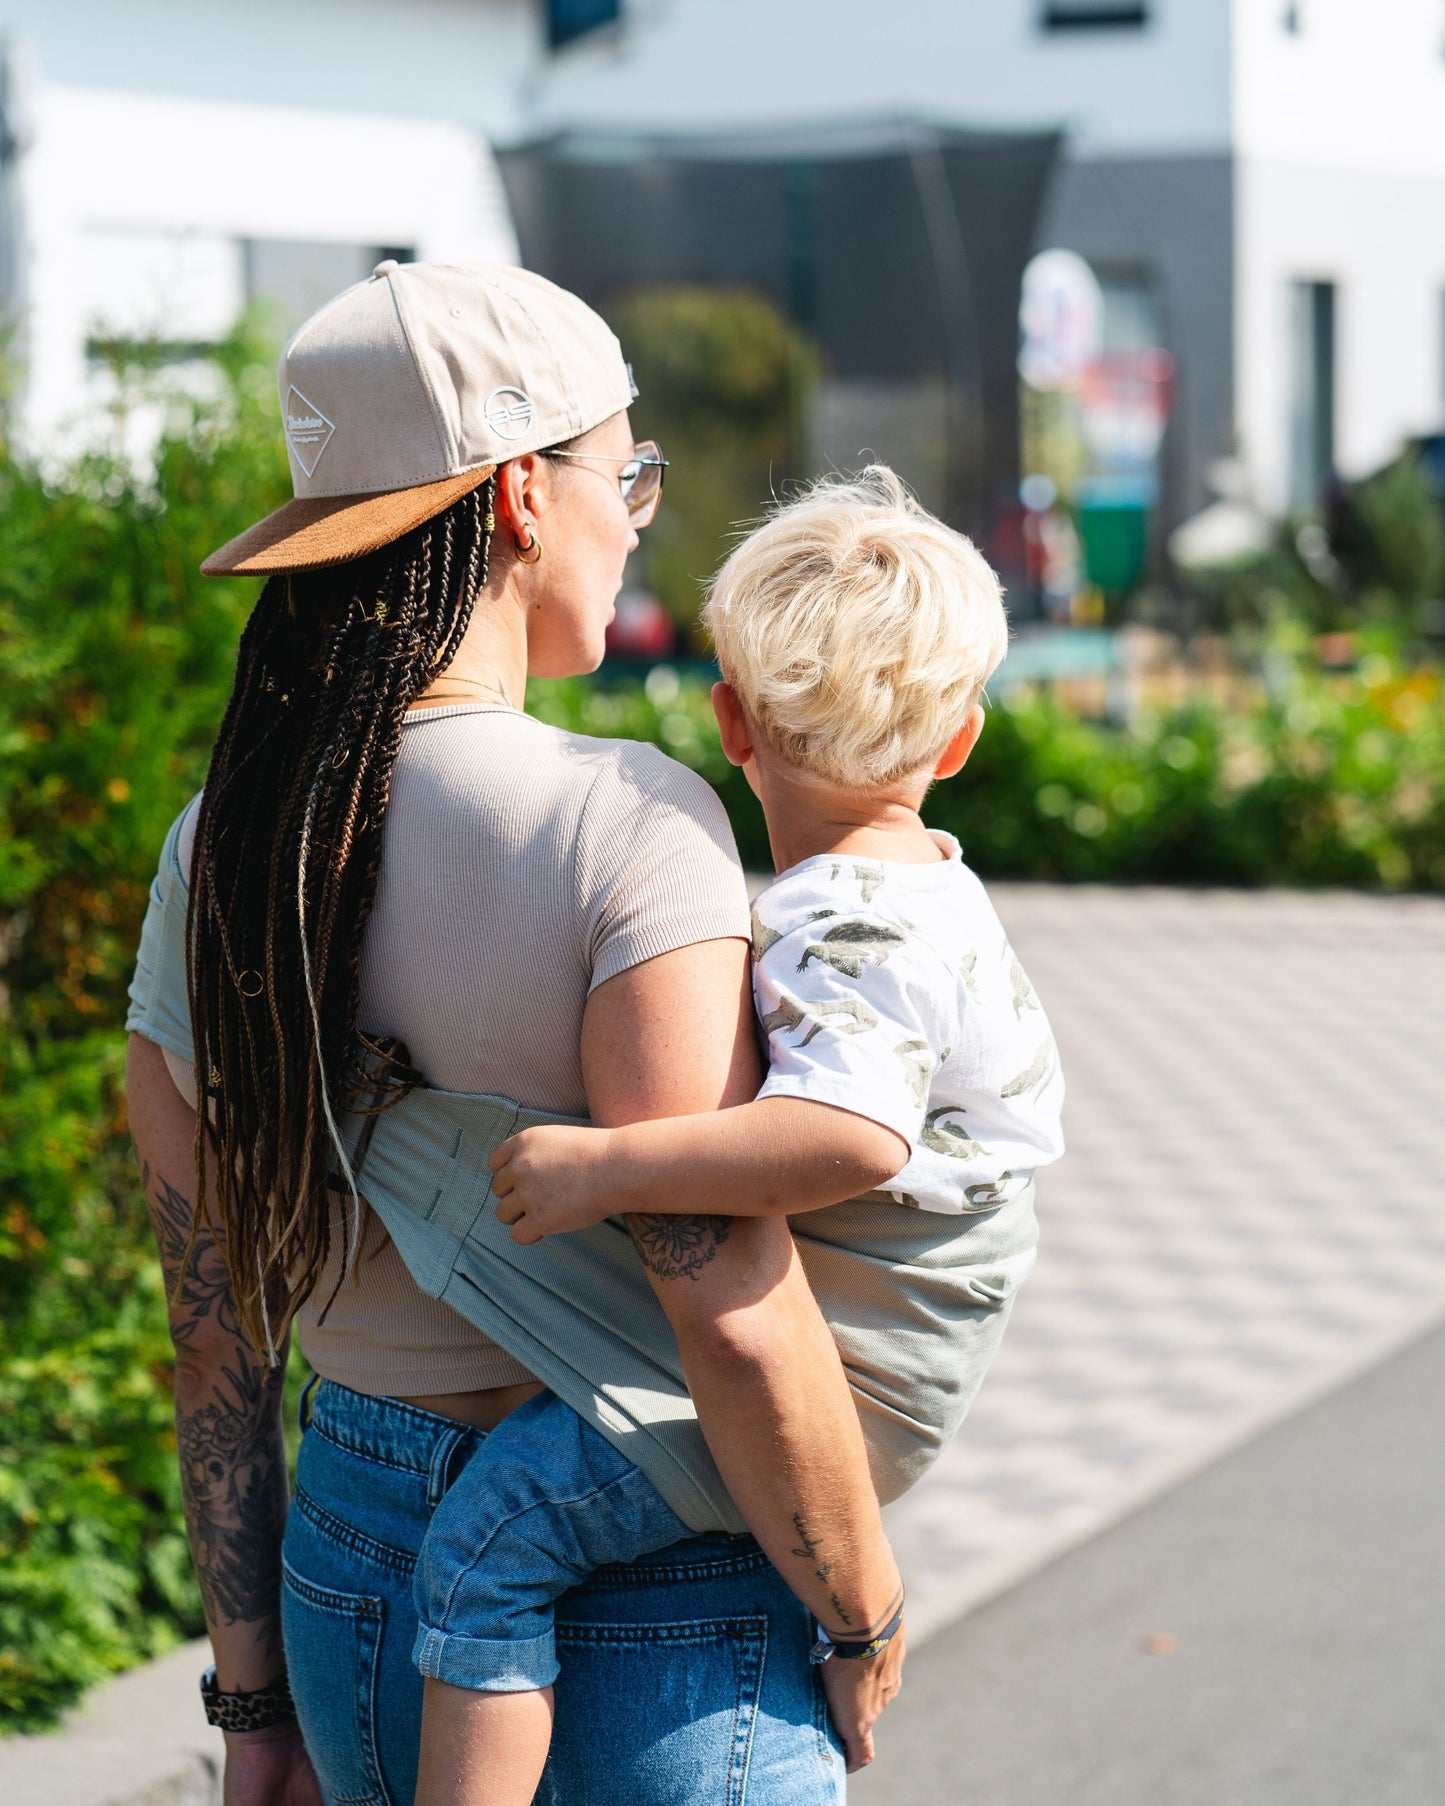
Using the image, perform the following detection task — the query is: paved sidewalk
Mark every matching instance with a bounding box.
[5,886,1441,1804]
[856,1313,1445,1805]
[886,885,1445,1643]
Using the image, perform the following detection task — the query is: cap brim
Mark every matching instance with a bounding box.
[200,465,498,577]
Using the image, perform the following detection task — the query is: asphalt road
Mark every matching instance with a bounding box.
[854,1316,1445,1806]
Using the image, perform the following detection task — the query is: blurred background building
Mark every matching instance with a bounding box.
[1,0,1443,565]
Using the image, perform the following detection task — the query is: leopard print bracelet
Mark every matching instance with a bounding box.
[198,1665,298,1733]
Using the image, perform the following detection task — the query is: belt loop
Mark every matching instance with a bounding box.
[427,1425,475,1508]
[298,1370,321,1433]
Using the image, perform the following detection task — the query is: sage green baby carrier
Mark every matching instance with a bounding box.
[128,808,1038,1531]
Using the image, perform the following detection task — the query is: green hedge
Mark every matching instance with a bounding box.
[0,334,294,1730]
[533,656,1445,891]
[3,337,1443,1732]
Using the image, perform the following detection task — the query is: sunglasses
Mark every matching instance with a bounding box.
[540,440,669,527]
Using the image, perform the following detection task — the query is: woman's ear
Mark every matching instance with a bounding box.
[933,703,986,781]
[491,453,546,539]
[711,681,754,769]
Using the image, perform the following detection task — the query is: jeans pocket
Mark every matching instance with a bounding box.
[281,1557,391,1806]
[541,1615,771,1806]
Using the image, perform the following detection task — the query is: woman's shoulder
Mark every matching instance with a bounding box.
[532,719,735,842]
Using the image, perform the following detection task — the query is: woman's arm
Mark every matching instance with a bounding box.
[492,1098,905,1239]
[579,943,904,1767]
[126,1033,322,1806]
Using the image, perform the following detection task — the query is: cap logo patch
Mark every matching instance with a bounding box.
[485,386,534,441]
[284,386,335,478]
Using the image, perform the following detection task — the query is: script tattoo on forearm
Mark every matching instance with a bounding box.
[626,1213,732,1282]
[791,1511,853,1626]
[142,1160,288,1647]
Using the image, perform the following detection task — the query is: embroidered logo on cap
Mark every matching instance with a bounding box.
[284,386,335,478]
[485,386,534,441]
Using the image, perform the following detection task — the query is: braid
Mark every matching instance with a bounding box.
[185,477,497,1356]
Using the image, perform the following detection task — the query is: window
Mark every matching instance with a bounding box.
[547,0,620,51]
[1041,2,1148,30]
[243,241,413,343]
[1287,280,1336,510]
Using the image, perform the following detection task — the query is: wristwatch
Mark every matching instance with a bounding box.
[199,1665,298,1733]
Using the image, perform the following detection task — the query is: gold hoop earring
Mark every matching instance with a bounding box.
[514,529,543,565]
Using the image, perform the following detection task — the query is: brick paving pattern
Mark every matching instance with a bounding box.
[885,886,1445,1644]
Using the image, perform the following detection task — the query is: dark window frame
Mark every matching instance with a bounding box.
[1040,2,1149,30]
[547,0,621,52]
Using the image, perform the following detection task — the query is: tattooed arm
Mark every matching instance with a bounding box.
[126,1034,322,1806]
[580,942,904,1768]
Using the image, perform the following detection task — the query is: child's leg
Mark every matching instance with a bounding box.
[411,1390,690,1806]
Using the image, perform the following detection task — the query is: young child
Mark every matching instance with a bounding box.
[412,467,1065,1804]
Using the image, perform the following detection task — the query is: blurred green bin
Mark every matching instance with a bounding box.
[1076,487,1151,593]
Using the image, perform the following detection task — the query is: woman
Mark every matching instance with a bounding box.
[125,261,902,1805]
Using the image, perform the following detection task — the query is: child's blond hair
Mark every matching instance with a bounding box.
[703,466,1008,791]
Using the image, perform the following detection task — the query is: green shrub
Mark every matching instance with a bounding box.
[533,658,1445,891]
[0,326,294,1730]
[606,286,817,638]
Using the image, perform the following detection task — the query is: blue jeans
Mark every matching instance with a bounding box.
[413,1389,692,1692]
[281,1380,846,1805]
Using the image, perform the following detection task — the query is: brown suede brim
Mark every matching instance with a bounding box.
[200,464,498,577]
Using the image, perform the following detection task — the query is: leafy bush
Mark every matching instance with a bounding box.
[606,287,817,638]
[0,327,293,1730]
[534,657,1445,890]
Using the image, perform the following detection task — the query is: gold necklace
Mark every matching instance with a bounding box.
[410,675,516,711]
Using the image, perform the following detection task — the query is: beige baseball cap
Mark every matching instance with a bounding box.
[201,260,637,577]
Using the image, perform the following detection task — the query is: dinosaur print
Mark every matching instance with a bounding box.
[759,990,879,1049]
[828,861,885,904]
[797,919,908,978]
[960,948,980,1000]
[1007,950,1039,1019]
[893,1038,934,1106]
[750,908,784,960]
[920,1106,985,1160]
[1001,1041,1056,1099]
[964,1172,1014,1209]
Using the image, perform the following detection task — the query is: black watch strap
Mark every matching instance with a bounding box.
[199,1665,297,1733]
[810,1597,906,1664]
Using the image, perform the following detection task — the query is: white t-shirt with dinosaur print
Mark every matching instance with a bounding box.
[752,833,1065,1213]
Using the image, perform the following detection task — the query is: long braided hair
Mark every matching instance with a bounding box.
[186,475,497,1359]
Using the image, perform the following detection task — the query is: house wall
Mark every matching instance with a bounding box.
[1235,157,1445,512]
[0,0,539,139]
[1231,0,1445,508]
[18,83,519,448]
[531,0,1234,154]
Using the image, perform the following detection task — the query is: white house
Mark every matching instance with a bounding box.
[524,0,1445,521]
[5,0,1443,524]
[0,0,610,449]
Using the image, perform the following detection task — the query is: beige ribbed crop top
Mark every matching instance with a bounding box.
[171,705,751,1397]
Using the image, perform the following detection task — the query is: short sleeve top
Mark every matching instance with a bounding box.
[127,703,751,1395]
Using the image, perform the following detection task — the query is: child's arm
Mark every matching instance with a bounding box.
[490,1096,906,1244]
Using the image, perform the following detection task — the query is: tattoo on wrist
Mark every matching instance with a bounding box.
[626,1213,732,1282]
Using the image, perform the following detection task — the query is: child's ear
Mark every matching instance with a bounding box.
[711,681,754,769]
[933,703,986,780]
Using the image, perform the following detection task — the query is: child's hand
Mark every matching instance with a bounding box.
[489,1125,623,1244]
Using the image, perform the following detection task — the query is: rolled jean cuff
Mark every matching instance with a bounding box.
[411,1622,559,1692]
